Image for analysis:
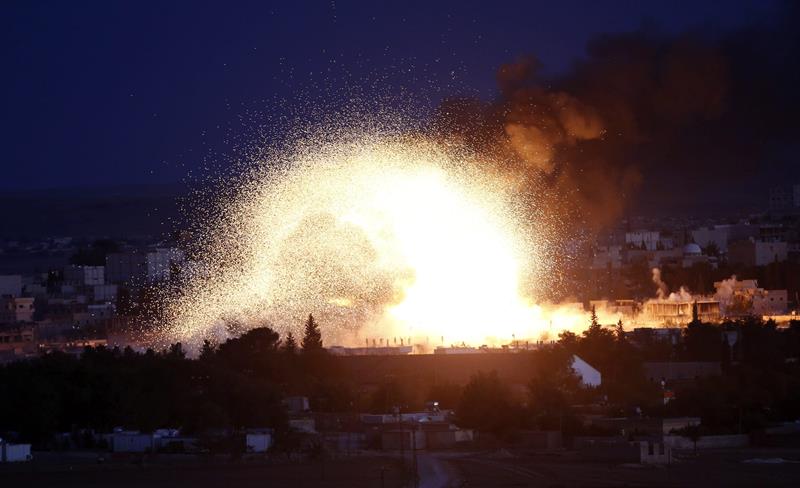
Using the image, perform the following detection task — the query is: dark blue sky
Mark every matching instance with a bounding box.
[1,1,782,190]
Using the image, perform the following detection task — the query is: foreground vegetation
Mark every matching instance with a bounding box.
[2,313,800,446]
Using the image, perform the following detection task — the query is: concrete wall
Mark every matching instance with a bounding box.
[664,434,749,450]
[639,441,671,464]
[426,430,457,449]
[381,430,425,450]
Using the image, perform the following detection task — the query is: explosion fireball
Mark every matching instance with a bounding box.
[162,130,602,350]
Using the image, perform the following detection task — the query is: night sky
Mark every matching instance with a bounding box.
[1,1,785,191]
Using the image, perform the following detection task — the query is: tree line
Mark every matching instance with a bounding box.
[2,312,800,446]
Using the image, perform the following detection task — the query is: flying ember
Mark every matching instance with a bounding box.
[161,132,596,350]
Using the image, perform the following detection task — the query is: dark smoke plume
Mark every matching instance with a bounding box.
[435,3,800,229]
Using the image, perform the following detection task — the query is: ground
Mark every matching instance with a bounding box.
[4,448,800,487]
[444,448,800,487]
[0,453,405,488]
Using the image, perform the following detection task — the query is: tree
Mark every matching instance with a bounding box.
[69,239,120,266]
[199,340,216,361]
[283,332,297,354]
[689,301,700,326]
[615,319,626,343]
[457,371,517,435]
[301,314,323,352]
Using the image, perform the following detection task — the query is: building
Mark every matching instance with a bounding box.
[753,289,789,315]
[681,243,711,268]
[728,239,788,266]
[64,265,105,286]
[571,355,601,387]
[0,326,36,357]
[93,284,118,302]
[0,297,35,323]
[643,362,721,383]
[328,345,413,356]
[106,248,184,284]
[642,298,721,326]
[625,231,661,251]
[769,184,800,212]
[590,245,622,270]
[381,429,426,450]
[0,441,32,462]
[628,327,683,345]
[105,252,146,284]
[692,226,730,253]
[145,248,184,282]
[714,278,788,316]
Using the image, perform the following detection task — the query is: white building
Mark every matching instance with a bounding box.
[625,231,661,251]
[571,355,601,387]
[0,441,31,462]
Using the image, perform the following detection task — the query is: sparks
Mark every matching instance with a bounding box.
[160,130,606,350]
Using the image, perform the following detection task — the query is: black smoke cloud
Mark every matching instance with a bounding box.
[434,3,800,229]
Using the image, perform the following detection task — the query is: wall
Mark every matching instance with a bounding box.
[664,434,749,449]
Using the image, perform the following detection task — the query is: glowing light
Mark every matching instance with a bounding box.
[160,134,609,349]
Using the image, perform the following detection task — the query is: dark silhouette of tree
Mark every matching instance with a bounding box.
[703,242,719,257]
[456,371,518,435]
[689,301,700,326]
[301,314,323,352]
[199,339,216,361]
[4,314,800,448]
[69,239,120,266]
[615,319,626,342]
[557,330,579,352]
[283,332,298,354]
[683,322,722,361]
[589,305,599,331]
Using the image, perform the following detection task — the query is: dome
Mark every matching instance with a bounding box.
[683,243,702,255]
